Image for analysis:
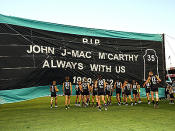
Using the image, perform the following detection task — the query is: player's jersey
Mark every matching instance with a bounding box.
[150,75,158,85]
[82,81,88,91]
[97,80,104,89]
[124,83,131,91]
[97,79,105,92]
[116,82,122,89]
[75,84,80,92]
[132,84,137,91]
[92,82,98,92]
[146,82,151,88]
[64,82,70,91]
[51,85,56,93]
[106,84,111,91]
[110,85,113,91]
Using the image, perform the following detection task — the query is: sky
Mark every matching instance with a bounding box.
[1,0,175,68]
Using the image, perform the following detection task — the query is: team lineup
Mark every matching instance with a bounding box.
[50,71,161,111]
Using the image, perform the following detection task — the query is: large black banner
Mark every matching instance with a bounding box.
[0,23,166,90]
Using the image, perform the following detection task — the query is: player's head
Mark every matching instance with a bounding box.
[78,80,81,84]
[84,77,87,82]
[167,84,170,88]
[125,80,128,83]
[132,80,135,84]
[98,75,102,80]
[52,81,56,85]
[149,71,153,76]
[65,76,69,81]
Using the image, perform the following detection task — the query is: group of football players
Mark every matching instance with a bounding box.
[50,71,163,110]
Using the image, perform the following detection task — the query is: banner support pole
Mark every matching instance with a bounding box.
[162,33,166,85]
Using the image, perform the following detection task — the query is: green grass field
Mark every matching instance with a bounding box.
[0,96,175,131]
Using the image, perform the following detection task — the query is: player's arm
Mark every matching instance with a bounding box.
[156,75,161,82]
[104,81,107,88]
[104,81,106,92]
[114,82,116,89]
[145,77,151,85]
[91,85,93,93]
[88,83,90,91]
[79,84,82,92]
[62,83,65,95]
[122,82,126,89]
[122,82,127,92]
[55,85,58,92]
[70,82,72,95]
[50,86,52,92]
[121,85,124,92]
[120,83,123,92]
[94,80,97,88]
[143,81,146,87]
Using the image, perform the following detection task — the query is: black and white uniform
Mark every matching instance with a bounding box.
[75,84,80,95]
[51,85,57,97]
[132,83,137,95]
[124,83,131,96]
[105,84,111,96]
[145,82,151,93]
[82,81,89,95]
[116,82,122,94]
[97,79,105,96]
[64,81,71,96]
[92,82,98,96]
[150,75,159,92]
